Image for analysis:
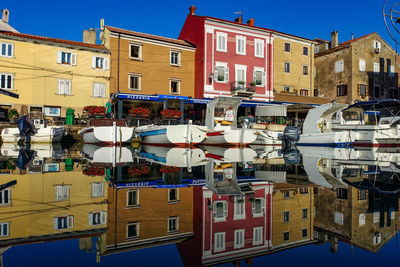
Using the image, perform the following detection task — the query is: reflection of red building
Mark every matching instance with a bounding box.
[178,182,273,266]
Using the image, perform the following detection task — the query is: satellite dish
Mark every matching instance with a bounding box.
[383,0,400,45]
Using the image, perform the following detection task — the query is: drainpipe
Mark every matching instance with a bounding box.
[268,32,273,100]
[310,43,313,96]
[117,33,122,119]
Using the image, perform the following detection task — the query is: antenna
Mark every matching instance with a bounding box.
[383,0,400,45]
[233,10,243,19]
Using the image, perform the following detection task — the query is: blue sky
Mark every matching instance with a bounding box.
[3,0,400,50]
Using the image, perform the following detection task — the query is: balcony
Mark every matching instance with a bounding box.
[230,82,256,98]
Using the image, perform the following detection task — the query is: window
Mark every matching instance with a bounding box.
[214,64,229,83]
[284,62,290,73]
[302,208,308,219]
[336,188,348,199]
[313,187,319,195]
[236,36,246,55]
[313,89,319,97]
[0,189,10,205]
[283,231,290,241]
[358,84,368,97]
[335,59,344,73]
[303,47,308,56]
[0,73,13,90]
[53,215,74,230]
[216,32,227,52]
[302,228,308,238]
[127,222,140,238]
[284,43,290,52]
[254,39,264,57]
[214,232,226,252]
[0,42,13,57]
[127,189,139,207]
[314,46,320,54]
[373,40,381,51]
[0,222,9,237]
[390,65,394,74]
[91,183,104,198]
[129,74,141,91]
[58,79,71,95]
[300,89,309,96]
[253,227,263,245]
[373,62,379,73]
[170,50,181,66]
[234,196,245,220]
[283,191,290,198]
[373,232,382,245]
[168,188,179,202]
[303,65,309,75]
[168,216,179,232]
[55,185,69,201]
[57,51,77,65]
[89,211,107,226]
[359,59,366,71]
[170,79,181,94]
[373,212,380,223]
[235,65,246,86]
[284,86,290,93]
[213,201,228,222]
[91,56,109,70]
[358,189,367,200]
[130,43,142,60]
[252,198,265,217]
[359,213,366,226]
[234,229,245,249]
[300,188,309,194]
[334,211,344,225]
[93,82,106,98]
[253,68,266,86]
[337,84,347,97]
[283,211,290,222]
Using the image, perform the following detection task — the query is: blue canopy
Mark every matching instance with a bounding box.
[346,99,400,110]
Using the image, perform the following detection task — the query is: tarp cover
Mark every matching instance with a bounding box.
[255,105,287,116]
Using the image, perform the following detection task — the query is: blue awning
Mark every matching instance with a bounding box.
[346,99,400,110]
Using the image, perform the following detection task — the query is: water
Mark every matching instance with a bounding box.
[0,143,399,266]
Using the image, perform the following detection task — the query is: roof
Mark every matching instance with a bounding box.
[340,32,375,45]
[0,20,18,33]
[0,30,109,52]
[105,26,196,48]
[190,14,316,43]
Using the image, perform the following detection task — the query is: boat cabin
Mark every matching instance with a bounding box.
[205,97,242,131]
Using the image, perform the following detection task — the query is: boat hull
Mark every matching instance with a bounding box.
[1,126,65,143]
[298,131,355,147]
[203,129,258,146]
[250,130,282,145]
[81,126,134,145]
[82,144,133,166]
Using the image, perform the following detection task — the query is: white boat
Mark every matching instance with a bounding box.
[1,118,65,143]
[80,119,134,145]
[203,146,257,163]
[81,144,134,167]
[203,97,259,146]
[135,120,207,147]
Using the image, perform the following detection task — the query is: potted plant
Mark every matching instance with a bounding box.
[8,109,18,122]
[250,81,256,87]
[218,76,225,81]
[238,81,245,85]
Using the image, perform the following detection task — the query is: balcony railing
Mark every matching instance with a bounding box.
[230,82,256,98]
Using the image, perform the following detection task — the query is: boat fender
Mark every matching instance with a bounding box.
[253,131,261,135]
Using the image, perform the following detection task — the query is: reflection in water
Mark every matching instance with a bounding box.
[0,144,399,265]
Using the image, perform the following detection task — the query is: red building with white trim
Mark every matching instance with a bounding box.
[179,6,274,102]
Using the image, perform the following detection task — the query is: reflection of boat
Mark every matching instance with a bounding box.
[138,146,208,169]
[203,146,257,163]
[135,121,207,147]
[1,118,65,143]
[82,144,133,166]
[80,119,134,145]
[0,143,63,158]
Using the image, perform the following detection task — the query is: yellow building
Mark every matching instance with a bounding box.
[273,34,316,97]
[272,183,315,249]
[0,159,108,247]
[0,30,110,117]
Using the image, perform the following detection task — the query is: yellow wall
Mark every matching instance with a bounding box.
[0,161,108,241]
[273,36,314,96]
[0,37,110,116]
[104,28,195,97]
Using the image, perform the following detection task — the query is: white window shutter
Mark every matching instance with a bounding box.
[261,199,265,213]
[66,81,71,95]
[57,51,62,63]
[64,186,69,199]
[139,47,142,59]
[92,56,96,68]
[71,53,77,66]
[101,211,107,224]
[55,186,61,199]
[58,80,64,94]
[224,67,229,83]
[252,201,256,214]
[101,83,106,97]
[104,58,109,70]
[68,216,74,228]
[214,67,218,81]
[262,71,266,86]
[53,217,58,230]
[213,203,217,218]
[93,83,99,97]
[89,213,93,226]
[223,202,228,217]
[253,70,256,83]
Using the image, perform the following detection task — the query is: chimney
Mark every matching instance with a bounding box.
[351,33,354,40]
[234,16,242,24]
[189,5,196,15]
[2,9,9,24]
[331,31,339,48]
[247,18,254,26]
[83,28,97,44]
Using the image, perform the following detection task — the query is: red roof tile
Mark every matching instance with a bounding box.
[105,26,196,48]
[340,32,375,45]
[0,30,109,51]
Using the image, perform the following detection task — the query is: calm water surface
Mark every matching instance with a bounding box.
[0,144,399,266]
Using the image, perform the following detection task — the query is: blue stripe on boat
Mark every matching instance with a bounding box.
[138,152,167,163]
[297,142,352,147]
[138,128,167,137]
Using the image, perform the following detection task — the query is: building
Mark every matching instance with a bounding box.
[0,9,17,33]
[314,31,399,103]
[0,10,110,118]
